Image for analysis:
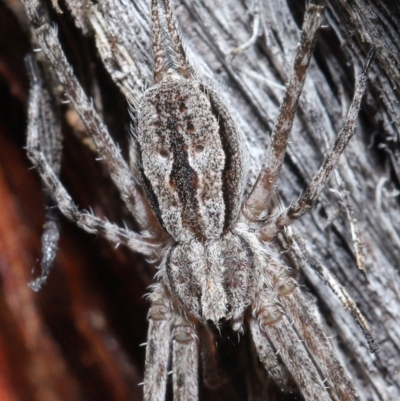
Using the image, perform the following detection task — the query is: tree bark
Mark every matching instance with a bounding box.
[0,0,398,400]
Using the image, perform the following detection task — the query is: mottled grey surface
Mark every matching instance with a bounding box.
[22,0,400,400]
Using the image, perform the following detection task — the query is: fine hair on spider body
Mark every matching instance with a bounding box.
[22,0,378,400]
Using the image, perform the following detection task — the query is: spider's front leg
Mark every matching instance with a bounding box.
[261,50,375,241]
[144,285,198,401]
[25,53,156,259]
[243,0,325,219]
[26,123,157,258]
[22,0,164,240]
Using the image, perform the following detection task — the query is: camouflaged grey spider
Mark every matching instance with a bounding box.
[23,0,378,400]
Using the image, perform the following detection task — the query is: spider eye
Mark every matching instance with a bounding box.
[195,144,204,153]
[158,149,169,158]
[187,121,195,133]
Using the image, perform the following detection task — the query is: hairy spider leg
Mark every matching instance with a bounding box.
[25,55,62,291]
[26,101,157,258]
[251,316,332,401]
[261,49,375,240]
[152,0,193,83]
[144,287,172,401]
[172,315,199,401]
[252,256,361,401]
[22,0,164,240]
[144,285,199,401]
[290,229,379,353]
[249,318,293,389]
[244,0,325,219]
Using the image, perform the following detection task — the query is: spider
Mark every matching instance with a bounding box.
[22,0,378,400]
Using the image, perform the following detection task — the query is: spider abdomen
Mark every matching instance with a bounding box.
[165,231,254,329]
[137,75,244,242]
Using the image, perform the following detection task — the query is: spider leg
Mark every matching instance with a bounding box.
[244,0,325,219]
[281,289,361,401]
[144,285,199,401]
[144,289,172,401]
[152,0,194,83]
[249,317,293,390]
[22,0,164,240]
[290,229,378,353]
[251,304,331,401]
[333,171,368,279]
[160,0,194,78]
[26,105,157,257]
[25,54,62,291]
[265,259,361,401]
[261,49,375,240]
[172,316,198,401]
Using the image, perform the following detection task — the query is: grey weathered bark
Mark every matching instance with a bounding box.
[179,1,400,399]
[1,0,399,400]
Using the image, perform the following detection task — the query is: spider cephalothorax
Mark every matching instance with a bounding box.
[22,0,378,400]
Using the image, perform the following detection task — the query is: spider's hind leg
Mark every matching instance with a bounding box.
[255,258,361,401]
[251,304,332,401]
[279,286,361,401]
[249,317,293,391]
[25,54,62,291]
[144,290,172,401]
[144,285,199,401]
[172,316,198,401]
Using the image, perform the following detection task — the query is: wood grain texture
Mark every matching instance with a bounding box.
[0,0,399,400]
